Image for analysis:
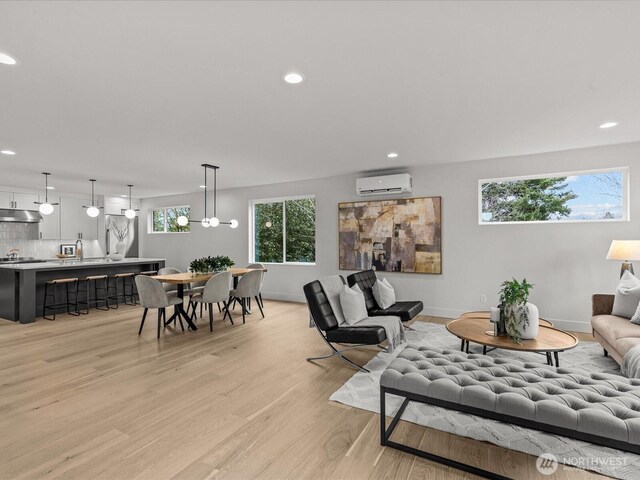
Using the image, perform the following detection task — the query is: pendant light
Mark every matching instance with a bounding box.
[202,164,237,229]
[34,172,59,215]
[200,167,210,227]
[124,185,138,219]
[83,179,102,217]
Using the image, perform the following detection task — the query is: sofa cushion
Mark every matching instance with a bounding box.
[369,300,423,321]
[612,271,640,319]
[592,314,640,347]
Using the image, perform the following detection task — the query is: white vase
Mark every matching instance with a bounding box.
[116,241,126,255]
[519,302,540,340]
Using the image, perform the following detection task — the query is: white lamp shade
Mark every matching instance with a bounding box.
[229,219,238,229]
[177,215,189,226]
[124,209,136,219]
[208,217,220,227]
[606,240,640,261]
[201,218,210,228]
[86,206,100,218]
[39,203,54,215]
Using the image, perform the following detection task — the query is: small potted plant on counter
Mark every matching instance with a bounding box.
[499,278,538,344]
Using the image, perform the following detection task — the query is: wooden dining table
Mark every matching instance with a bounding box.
[152,268,267,331]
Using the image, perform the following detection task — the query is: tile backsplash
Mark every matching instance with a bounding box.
[0,223,104,259]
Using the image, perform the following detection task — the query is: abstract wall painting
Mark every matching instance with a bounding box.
[338,197,441,274]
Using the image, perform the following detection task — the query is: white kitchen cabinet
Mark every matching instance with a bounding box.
[60,197,99,240]
[13,193,39,210]
[0,191,39,209]
[39,196,60,240]
[0,191,13,208]
[60,197,80,239]
[78,199,99,240]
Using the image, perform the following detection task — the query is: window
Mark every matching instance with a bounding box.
[479,168,629,224]
[150,206,191,233]
[252,196,316,264]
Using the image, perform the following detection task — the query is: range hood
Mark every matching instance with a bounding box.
[0,209,43,223]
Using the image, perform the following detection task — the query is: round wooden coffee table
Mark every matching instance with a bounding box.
[446,311,578,367]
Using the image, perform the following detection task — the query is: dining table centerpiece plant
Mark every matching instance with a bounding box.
[498,278,538,343]
[189,255,235,275]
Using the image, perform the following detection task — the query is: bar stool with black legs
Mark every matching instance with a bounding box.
[77,275,109,314]
[43,277,80,320]
[108,273,138,308]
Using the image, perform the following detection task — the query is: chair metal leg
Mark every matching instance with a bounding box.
[138,308,148,335]
[306,322,371,373]
[255,296,264,318]
[241,298,246,324]
[209,303,214,331]
[157,309,162,339]
[258,293,264,309]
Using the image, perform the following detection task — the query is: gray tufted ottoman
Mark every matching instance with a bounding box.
[380,345,640,479]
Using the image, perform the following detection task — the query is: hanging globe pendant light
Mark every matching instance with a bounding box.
[33,172,59,215]
[124,185,138,219]
[83,179,102,217]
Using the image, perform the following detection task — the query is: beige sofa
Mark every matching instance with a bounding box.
[591,294,640,365]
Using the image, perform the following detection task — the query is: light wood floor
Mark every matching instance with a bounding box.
[0,301,605,480]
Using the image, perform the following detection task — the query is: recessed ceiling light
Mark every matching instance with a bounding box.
[387,152,398,158]
[1,150,16,155]
[46,186,55,190]
[599,122,618,129]
[199,185,206,189]
[284,72,304,84]
[0,53,17,65]
[120,194,127,198]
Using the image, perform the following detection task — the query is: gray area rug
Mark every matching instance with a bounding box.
[329,321,640,479]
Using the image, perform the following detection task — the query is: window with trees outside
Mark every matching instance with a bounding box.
[479,168,629,224]
[252,196,316,264]
[151,206,191,233]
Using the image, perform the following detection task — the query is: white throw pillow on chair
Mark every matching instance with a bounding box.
[339,284,368,325]
[372,278,396,310]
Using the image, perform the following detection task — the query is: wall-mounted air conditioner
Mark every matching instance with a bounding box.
[356,173,412,196]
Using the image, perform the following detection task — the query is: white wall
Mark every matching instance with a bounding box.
[140,142,640,332]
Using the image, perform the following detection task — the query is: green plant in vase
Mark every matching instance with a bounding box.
[499,278,535,344]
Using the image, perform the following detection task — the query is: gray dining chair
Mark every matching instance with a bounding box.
[246,262,266,309]
[230,269,264,324]
[157,267,181,293]
[189,271,233,331]
[135,275,184,338]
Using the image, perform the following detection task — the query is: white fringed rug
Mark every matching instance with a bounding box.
[329,321,640,479]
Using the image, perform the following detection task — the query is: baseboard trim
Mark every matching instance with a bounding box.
[419,307,592,333]
[262,296,593,333]
[262,292,306,303]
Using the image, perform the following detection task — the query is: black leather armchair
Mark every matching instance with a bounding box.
[346,270,423,323]
[304,277,386,372]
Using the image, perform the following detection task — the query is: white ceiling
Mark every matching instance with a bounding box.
[1,1,639,198]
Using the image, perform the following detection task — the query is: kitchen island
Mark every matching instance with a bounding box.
[0,258,165,323]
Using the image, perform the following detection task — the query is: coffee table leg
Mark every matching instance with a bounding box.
[460,339,465,351]
[465,341,470,354]
[482,345,487,355]
[554,351,560,368]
